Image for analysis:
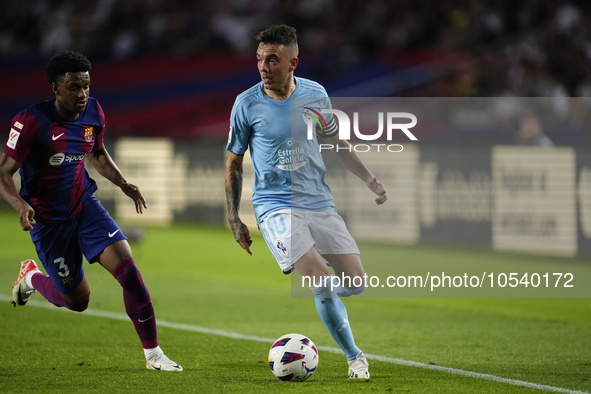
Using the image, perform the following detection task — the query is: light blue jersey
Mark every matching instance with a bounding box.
[227,76,336,224]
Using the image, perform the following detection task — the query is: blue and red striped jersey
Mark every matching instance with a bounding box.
[3,97,105,223]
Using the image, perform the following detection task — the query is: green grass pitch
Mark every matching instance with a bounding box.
[0,209,589,393]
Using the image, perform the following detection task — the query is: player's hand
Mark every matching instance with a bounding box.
[121,182,148,214]
[366,176,387,205]
[19,202,36,231]
[230,218,253,255]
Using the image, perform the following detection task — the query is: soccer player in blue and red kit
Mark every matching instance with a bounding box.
[0,51,182,371]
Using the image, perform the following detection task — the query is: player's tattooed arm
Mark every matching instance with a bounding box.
[0,152,35,230]
[88,143,147,213]
[225,152,253,255]
[319,134,387,205]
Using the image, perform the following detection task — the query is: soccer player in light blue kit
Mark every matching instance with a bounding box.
[225,25,387,380]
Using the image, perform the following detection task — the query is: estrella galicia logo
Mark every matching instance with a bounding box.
[275,138,307,171]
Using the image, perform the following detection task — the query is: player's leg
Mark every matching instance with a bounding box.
[35,273,91,309]
[293,247,331,287]
[13,260,91,311]
[304,210,370,380]
[95,240,181,371]
[78,196,181,371]
[95,240,156,348]
[260,209,368,379]
[323,254,367,297]
[306,209,368,297]
[11,258,90,311]
[322,253,370,379]
[12,221,91,312]
[293,249,365,366]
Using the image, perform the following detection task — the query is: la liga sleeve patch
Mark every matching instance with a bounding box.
[6,128,20,149]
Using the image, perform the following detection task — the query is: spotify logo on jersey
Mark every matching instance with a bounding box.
[49,153,65,166]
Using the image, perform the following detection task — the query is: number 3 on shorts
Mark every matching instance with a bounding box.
[54,257,70,277]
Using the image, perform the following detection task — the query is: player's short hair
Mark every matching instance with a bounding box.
[46,51,92,85]
[255,24,298,48]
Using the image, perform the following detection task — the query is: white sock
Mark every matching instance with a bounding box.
[25,269,41,290]
[144,346,163,360]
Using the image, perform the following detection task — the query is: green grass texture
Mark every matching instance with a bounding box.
[0,209,589,393]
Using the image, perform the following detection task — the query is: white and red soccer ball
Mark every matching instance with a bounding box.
[268,333,318,382]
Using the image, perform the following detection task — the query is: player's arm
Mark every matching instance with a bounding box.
[87,143,147,214]
[319,133,387,205]
[0,152,35,230]
[225,151,252,255]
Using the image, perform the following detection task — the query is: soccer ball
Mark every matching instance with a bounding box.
[268,333,318,382]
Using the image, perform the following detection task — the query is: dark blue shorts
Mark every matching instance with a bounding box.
[30,195,127,293]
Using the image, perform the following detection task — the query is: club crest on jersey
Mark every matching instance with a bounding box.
[84,127,93,142]
[61,276,74,287]
[277,241,288,256]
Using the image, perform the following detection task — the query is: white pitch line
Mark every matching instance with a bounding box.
[1,294,588,394]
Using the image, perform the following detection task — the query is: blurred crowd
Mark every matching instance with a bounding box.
[1,0,590,97]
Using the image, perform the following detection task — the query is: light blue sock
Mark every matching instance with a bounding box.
[312,278,361,361]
